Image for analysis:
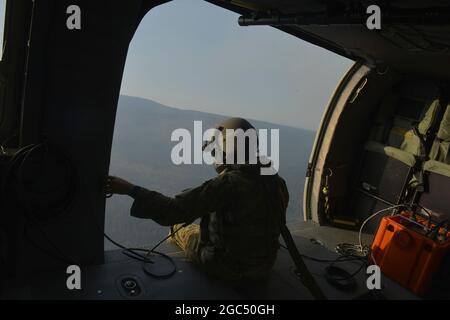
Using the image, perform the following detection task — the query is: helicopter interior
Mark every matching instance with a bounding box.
[0,0,450,300]
[308,71,450,229]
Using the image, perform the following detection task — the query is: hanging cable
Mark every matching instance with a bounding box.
[102,222,188,279]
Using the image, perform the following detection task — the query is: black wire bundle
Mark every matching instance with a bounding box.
[103,224,188,279]
[281,242,368,291]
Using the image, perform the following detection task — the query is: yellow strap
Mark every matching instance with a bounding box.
[333,219,358,227]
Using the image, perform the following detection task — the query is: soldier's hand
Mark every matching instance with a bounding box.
[106,176,135,195]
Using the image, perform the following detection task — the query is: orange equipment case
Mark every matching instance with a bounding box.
[371,212,450,296]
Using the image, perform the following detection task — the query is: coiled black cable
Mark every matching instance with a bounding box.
[102,223,187,279]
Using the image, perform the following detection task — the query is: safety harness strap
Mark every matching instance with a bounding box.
[264,176,327,300]
[280,225,327,300]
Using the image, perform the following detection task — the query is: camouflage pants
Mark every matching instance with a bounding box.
[168,224,272,282]
[169,223,241,281]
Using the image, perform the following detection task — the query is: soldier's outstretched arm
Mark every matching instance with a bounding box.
[108,174,236,226]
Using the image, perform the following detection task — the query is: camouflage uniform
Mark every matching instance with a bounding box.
[130,165,289,281]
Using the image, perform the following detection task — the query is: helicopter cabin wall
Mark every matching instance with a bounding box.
[320,68,450,232]
[316,66,401,229]
[0,0,170,280]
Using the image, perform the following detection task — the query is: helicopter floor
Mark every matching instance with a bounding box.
[4,220,418,300]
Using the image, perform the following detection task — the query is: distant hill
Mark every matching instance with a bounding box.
[105,95,316,250]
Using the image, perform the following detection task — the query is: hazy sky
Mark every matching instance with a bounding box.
[120,0,352,130]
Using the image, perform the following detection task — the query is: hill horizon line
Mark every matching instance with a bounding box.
[118,94,314,133]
